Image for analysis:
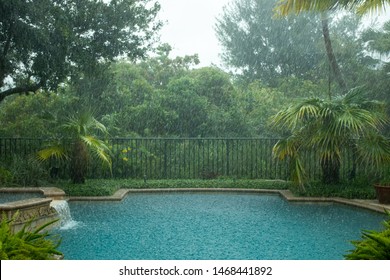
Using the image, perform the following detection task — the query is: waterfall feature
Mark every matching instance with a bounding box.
[50,200,78,229]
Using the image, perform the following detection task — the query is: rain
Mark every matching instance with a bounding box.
[1,0,390,266]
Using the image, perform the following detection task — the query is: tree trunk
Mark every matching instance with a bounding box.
[70,140,88,184]
[321,12,347,94]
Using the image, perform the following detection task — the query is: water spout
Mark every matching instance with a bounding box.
[50,200,78,230]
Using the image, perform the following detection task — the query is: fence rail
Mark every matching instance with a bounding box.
[0,137,357,181]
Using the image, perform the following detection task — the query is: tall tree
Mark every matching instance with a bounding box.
[0,0,161,102]
[275,0,390,92]
[362,20,390,75]
[216,0,325,86]
[361,20,390,130]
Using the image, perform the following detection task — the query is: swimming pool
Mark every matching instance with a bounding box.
[57,192,386,260]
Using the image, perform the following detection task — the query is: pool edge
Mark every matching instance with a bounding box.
[66,188,390,214]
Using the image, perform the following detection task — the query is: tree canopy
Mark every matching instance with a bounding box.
[216,0,325,85]
[0,0,161,102]
[215,0,375,92]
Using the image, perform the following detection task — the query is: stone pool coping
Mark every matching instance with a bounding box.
[0,187,66,200]
[67,188,390,214]
[0,187,66,231]
[1,187,389,213]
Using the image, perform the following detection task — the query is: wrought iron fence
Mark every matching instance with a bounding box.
[108,138,288,180]
[0,137,359,181]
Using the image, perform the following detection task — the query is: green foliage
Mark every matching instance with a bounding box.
[275,0,390,16]
[57,179,292,197]
[96,56,251,137]
[58,180,121,197]
[216,0,371,89]
[361,20,390,111]
[237,81,291,137]
[0,155,49,187]
[345,211,390,260]
[0,93,73,138]
[363,21,390,55]
[271,88,390,187]
[37,110,112,184]
[0,213,62,260]
[216,0,324,85]
[0,167,13,185]
[131,179,292,190]
[0,0,161,102]
[289,181,377,199]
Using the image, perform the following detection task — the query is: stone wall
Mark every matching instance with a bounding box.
[0,198,59,232]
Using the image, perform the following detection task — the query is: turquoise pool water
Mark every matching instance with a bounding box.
[0,192,44,204]
[57,192,386,260]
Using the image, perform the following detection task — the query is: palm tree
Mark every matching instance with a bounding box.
[275,0,390,15]
[271,88,390,188]
[275,0,390,93]
[38,111,112,184]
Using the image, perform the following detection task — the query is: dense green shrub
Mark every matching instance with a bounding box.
[5,155,49,187]
[0,214,62,260]
[0,167,13,185]
[345,212,390,260]
[289,181,376,199]
[58,179,121,196]
[57,179,292,196]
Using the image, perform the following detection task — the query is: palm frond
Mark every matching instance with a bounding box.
[355,0,389,14]
[273,136,300,160]
[273,135,307,189]
[356,134,390,172]
[290,156,307,191]
[37,145,68,162]
[92,147,113,174]
[275,0,390,15]
[270,98,321,130]
[61,110,108,137]
[80,135,112,171]
[334,108,378,136]
[275,0,336,15]
[93,118,108,135]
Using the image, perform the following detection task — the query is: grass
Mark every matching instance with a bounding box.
[55,178,292,197]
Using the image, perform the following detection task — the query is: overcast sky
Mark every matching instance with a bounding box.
[157,0,231,67]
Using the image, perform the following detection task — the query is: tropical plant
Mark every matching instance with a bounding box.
[0,213,62,260]
[271,88,390,188]
[275,0,390,15]
[37,111,112,184]
[345,211,390,260]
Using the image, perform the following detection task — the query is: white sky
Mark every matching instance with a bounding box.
[157,0,232,67]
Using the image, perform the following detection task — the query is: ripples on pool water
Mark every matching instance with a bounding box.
[57,193,386,260]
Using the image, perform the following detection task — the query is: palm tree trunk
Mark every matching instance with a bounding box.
[321,12,347,94]
[70,140,88,184]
